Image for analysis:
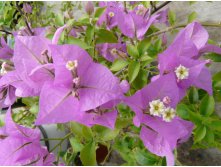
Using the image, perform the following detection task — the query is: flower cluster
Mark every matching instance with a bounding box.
[0,1,221,166]
[0,108,55,165]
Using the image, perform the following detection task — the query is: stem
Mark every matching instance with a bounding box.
[151,1,171,15]
[147,22,221,38]
[15,2,34,35]
[40,138,63,141]
[100,145,113,165]
[49,132,72,153]
[0,29,12,35]
[16,110,31,123]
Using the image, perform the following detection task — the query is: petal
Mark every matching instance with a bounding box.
[35,82,80,125]
[52,25,67,44]
[117,11,135,38]
[79,62,123,111]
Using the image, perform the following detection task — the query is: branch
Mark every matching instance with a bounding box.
[151,1,171,15]
[0,29,12,35]
[147,22,221,38]
[15,2,34,35]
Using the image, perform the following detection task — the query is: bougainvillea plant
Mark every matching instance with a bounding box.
[0,1,221,166]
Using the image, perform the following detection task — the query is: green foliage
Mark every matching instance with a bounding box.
[188,12,197,23]
[80,141,97,165]
[205,52,221,62]
[94,7,106,18]
[199,95,215,116]
[110,59,128,72]
[128,61,140,83]
[127,44,139,58]
[168,10,176,26]
[96,29,118,44]
[67,36,92,49]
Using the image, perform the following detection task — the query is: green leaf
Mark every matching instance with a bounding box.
[96,29,118,44]
[137,38,151,55]
[154,39,162,52]
[82,126,93,139]
[94,7,106,18]
[204,128,214,144]
[93,125,119,141]
[168,10,176,26]
[189,1,196,5]
[199,95,215,116]
[208,120,221,132]
[30,104,39,114]
[176,104,190,120]
[70,137,83,153]
[212,71,221,81]
[127,44,139,58]
[188,12,197,23]
[80,141,97,166]
[204,53,221,62]
[85,25,94,45]
[55,13,64,26]
[128,61,140,83]
[133,149,157,165]
[194,125,207,143]
[110,59,128,72]
[67,36,92,49]
[188,87,199,104]
[132,69,148,90]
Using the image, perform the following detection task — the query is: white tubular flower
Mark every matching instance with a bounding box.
[162,107,176,122]
[110,48,117,55]
[66,60,78,71]
[175,65,189,80]
[149,99,165,117]
[108,12,115,17]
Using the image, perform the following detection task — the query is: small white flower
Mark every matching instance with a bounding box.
[108,12,115,17]
[162,107,176,122]
[110,48,117,55]
[66,60,78,71]
[175,65,189,80]
[149,99,165,117]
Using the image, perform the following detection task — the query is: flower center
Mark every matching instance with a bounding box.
[149,99,165,116]
[65,60,78,71]
[108,12,115,18]
[110,48,118,55]
[162,107,176,122]
[175,65,189,80]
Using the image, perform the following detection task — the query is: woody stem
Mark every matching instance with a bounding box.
[147,22,221,38]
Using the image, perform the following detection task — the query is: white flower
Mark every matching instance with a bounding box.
[110,48,117,55]
[108,12,115,17]
[149,99,165,116]
[66,60,78,71]
[162,107,176,122]
[175,65,189,80]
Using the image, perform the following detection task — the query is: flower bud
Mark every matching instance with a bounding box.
[163,96,171,105]
[23,3,32,14]
[85,2,94,16]
[73,77,81,87]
